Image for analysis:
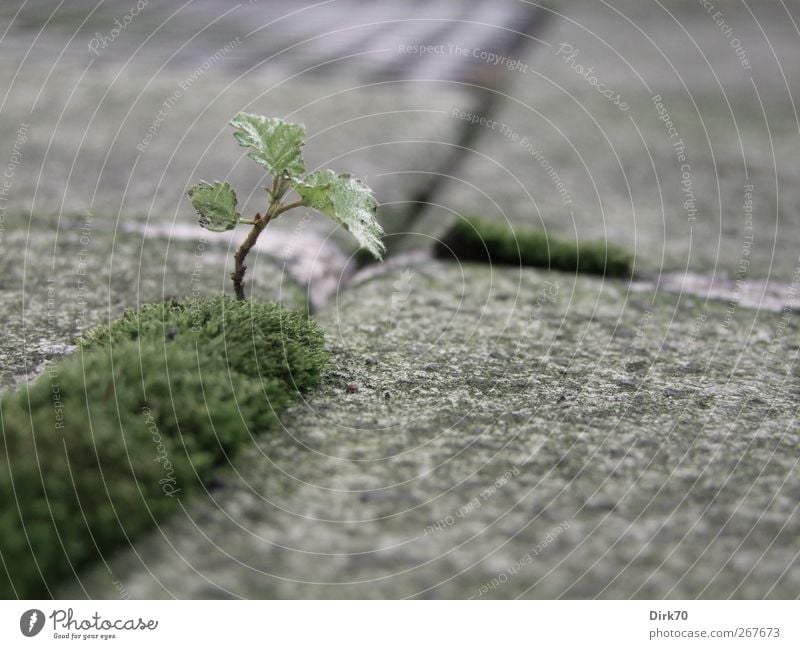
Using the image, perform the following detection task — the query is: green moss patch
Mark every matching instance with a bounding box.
[434,216,633,277]
[0,296,327,598]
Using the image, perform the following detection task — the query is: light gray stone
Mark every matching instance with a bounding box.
[62,261,800,598]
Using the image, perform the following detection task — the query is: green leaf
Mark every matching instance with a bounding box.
[187,181,240,232]
[296,170,385,259]
[230,112,306,178]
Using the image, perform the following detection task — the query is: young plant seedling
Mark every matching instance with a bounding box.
[188,113,385,300]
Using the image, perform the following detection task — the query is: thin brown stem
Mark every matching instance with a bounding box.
[231,214,270,301]
[273,199,305,218]
[231,179,306,300]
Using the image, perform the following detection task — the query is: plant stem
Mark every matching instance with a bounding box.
[273,199,305,218]
[231,216,269,301]
[231,177,306,300]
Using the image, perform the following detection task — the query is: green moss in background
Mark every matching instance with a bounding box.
[0,297,327,598]
[434,216,633,277]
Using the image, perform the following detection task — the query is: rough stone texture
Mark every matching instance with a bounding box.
[0,0,522,260]
[2,0,799,601]
[0,62,464,249]
[0,216,306,391]
[431,1,800,280]
[61,261,800,599]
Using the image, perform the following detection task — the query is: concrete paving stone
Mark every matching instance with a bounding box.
[0,216,307,391]
[0,60,466,247]
[2,0,799,602]
[427,1,800,280]
[0,0,544,260]
[59,260,800,598]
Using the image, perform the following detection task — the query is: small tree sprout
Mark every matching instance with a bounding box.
[188,112,385,300]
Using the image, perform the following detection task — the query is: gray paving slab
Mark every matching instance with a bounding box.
[427,1,800,280]
[0,0,544,226]
[1,1,519,269]
[1,0,799,601]
[60,260,800,599]
[0,216,307,392]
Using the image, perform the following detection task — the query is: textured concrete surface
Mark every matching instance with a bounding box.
[60,261,800,599]
[1,0,799,600]
[430,1,800,280]
[0,216,308,391]
[0,0,538,258]
[0,63,465,246]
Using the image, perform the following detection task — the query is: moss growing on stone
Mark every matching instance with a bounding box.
[0,297,327,598]
[434,216,633,277]
[81,296,327,390]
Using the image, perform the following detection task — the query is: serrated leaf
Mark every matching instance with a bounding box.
[187,181,240,232]
[230,112,306,178]
[296,170,385,259]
